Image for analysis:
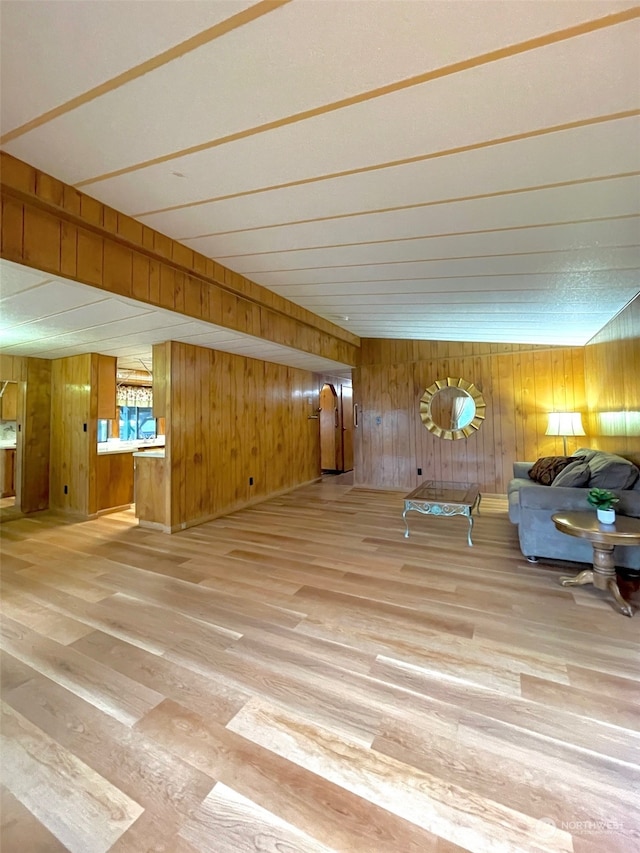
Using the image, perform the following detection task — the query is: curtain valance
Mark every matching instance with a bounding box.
[116,385,153,407]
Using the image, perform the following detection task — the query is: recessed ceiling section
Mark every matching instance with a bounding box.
[0,260,352,375]
[1,2,639,346]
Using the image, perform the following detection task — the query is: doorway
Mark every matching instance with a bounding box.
[0,380,18,512]
[319,382,353,473]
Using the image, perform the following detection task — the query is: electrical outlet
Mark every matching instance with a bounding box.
[64,485,68,494]
[417,468,422,475]
[249,477,254,486]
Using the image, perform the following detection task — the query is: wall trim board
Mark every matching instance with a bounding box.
[0,152,359,364]
[96,503,132,517]
[137,519,168,533]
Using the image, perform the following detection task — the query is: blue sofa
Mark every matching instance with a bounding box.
[508,449,640,568]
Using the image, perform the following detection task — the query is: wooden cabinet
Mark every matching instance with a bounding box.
[134,453,167,528]
[1,449,16,497]
[97,355,117,420]
[0,382,18,420]
[96,451,134,511]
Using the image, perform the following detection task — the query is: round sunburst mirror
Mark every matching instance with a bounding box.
[420,377,486,440]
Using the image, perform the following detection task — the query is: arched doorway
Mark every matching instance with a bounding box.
[319,382,353,473]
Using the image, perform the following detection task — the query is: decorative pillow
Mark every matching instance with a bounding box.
[551,459,591,487]
[528,456,573,486]
[587,452,640,490]
[572,448,595,460]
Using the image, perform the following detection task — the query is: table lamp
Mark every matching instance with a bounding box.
[546,412,585,455]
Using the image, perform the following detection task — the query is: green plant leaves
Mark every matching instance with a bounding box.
[586,487,619,509]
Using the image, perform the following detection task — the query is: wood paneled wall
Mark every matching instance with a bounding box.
[0,152,358,365]
[585,295,640,464]
[354,340,586,494]
[0,355,23,383]
[49,355,94,515]
[19,357,51,512]
[154,341,321,531]
[49,353,117,516]
[0,354,51,513]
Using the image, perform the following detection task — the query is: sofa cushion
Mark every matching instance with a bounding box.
[508,477,531,496]
[508,489,521,524]
[551,459,591,487]
[587,452,639,489]
[572,448,598,461]
[528,456,573,486]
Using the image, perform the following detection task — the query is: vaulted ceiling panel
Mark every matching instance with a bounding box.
[35,19,637,216]
[239,246,640,284]
[140,117,639,239]
[188,177,639,265]
[1,1,638,349]
[0,0,256,131]
[249,220,640,286]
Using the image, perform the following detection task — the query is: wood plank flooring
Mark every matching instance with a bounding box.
[1,480,639,853]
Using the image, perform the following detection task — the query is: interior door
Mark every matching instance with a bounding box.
[340,383,353,472]
[320,384,341,471]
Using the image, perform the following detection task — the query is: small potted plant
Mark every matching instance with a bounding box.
[587,488,619,524]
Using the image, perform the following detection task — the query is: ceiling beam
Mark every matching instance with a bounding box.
[0,153,359,367]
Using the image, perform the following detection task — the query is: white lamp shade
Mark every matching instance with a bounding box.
[546,412,585,437]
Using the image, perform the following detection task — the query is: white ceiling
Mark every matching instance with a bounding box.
[0,259,351,375]
[1,0,639,347]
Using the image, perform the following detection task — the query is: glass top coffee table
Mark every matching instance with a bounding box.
[403,481,481,546]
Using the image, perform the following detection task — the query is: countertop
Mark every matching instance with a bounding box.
[0,442,17,450]
[97,438,165,455]
[132,449,165,458]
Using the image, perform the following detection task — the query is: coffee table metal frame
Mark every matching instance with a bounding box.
[551,511,640,617]
[403,481,481,546]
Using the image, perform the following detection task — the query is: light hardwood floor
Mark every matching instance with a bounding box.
[1,481,639,853]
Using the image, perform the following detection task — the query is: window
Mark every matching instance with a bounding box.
[119,406,156,441]
[97,419,109,443]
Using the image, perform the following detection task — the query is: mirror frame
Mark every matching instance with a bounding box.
[419,377,486,440]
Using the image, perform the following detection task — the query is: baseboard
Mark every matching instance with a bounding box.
[96,503,132,517]
[138,476,323,534]
[137,519,170,533]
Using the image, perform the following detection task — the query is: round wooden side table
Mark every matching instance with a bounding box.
[551,511,640,617]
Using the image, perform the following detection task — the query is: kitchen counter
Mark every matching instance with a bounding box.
[97,438,165,455]
[96,440,165,513]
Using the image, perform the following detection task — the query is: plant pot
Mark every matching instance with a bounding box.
[597,507,615,524]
